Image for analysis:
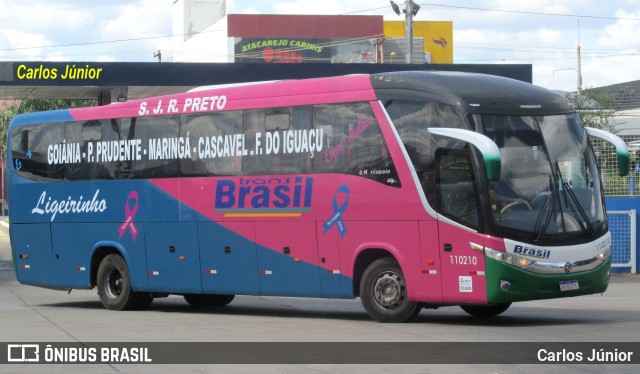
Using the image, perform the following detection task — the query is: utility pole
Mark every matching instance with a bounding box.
[576,20,583,94]
[405,0,414,64]
[390,1,421,63]
[576,44,583,94]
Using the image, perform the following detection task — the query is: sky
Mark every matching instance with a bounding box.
[1,0,640,92]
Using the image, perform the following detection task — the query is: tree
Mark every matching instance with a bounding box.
[567,88,634,195]
[0,102,19,161]
[566,87,616,132]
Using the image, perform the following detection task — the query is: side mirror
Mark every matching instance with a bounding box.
[585,127,630,177]
[428,128,501,181]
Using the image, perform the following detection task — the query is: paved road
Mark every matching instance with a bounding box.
[0,222,638,373]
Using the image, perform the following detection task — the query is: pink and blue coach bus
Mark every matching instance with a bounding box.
[8,71,629,322]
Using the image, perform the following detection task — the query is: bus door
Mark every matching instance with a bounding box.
[145,222,202,293]
[255,221,322,297]
[435,149,487,304]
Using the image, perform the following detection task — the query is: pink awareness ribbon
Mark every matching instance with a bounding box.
[118,191,139,241]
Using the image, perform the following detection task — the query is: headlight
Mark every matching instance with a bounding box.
[485,246,533,269]
[597,246,611,261]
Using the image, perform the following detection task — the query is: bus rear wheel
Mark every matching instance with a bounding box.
[360,257,421,322]
[460,303,511,317]
[183,294,235,307]
[96,254,152,310]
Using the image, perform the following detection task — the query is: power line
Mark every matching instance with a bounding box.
[0,34,175,52]
[1,3,638,59]
[340,6,390,15]
[419,2,640,21]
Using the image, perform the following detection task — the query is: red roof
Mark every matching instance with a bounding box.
[228,14,383,38]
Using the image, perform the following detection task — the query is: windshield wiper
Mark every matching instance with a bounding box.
[533,176,556,243]
[556,164,595,238]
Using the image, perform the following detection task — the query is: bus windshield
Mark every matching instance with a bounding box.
[482,113,605,238]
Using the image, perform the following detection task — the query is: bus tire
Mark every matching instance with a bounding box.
[183,294,235,307]
[360,257,421,322]
[97,254,151,311]
[460,303,511,317]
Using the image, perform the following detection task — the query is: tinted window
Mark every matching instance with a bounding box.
[11,103,398,185]
[120,116,179,178]
[313,103,399,186]
[436,149,479,228]
[243,107,313,175]
[386,101,471,203]
[180,111,243,176]
[11,123,65,180]
[65,119,121,180]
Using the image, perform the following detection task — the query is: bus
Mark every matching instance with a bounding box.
[7,71,628,322]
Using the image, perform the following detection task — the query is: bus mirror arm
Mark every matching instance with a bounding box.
[585,127,630,177]
[428,128,501,181]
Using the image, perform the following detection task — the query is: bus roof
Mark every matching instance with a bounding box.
[187,80,280,92]
[371,71,575,115]
[9,74,377,127]
[9,71,573,129]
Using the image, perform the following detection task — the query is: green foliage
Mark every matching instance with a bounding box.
[13,99,97,114]
[0,99,96,160]
[0,103,19,160]
[566,88,633,195]
[566,88,616,133]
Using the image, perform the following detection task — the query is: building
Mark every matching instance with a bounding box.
[383,21,453,64]
[229,14,383,64]
[171,0,453,64]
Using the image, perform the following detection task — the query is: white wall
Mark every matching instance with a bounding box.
[172,0,231,62]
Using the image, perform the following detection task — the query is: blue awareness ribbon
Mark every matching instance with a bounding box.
[323,184,350,239]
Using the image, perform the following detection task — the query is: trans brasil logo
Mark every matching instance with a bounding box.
[513,244,551,259]
[214,176,313,217]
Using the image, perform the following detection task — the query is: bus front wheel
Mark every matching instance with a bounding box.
[96,254,152,310]
[360,257,421,322]
[460,303,511,317]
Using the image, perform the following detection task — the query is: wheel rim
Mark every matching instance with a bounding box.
[372,271,405,310]
[104,267,123,300]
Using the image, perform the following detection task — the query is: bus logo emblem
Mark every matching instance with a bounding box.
[214,176,313,217]
[564,262,573,273]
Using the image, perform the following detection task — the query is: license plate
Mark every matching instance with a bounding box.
[559,280,579,291]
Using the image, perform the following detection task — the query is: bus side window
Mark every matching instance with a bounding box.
[82,121,101,141]
[180,111,243,177]
[243,107,312,176]
[11,123,65,180]
[125,116,179,178]
[313,105,348,174]
[313,103,398,186]
[10,128,30,172]
[387,100,472,204]
[65,120,119,180]
[435,148,480,228]
[265,109,290,131]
